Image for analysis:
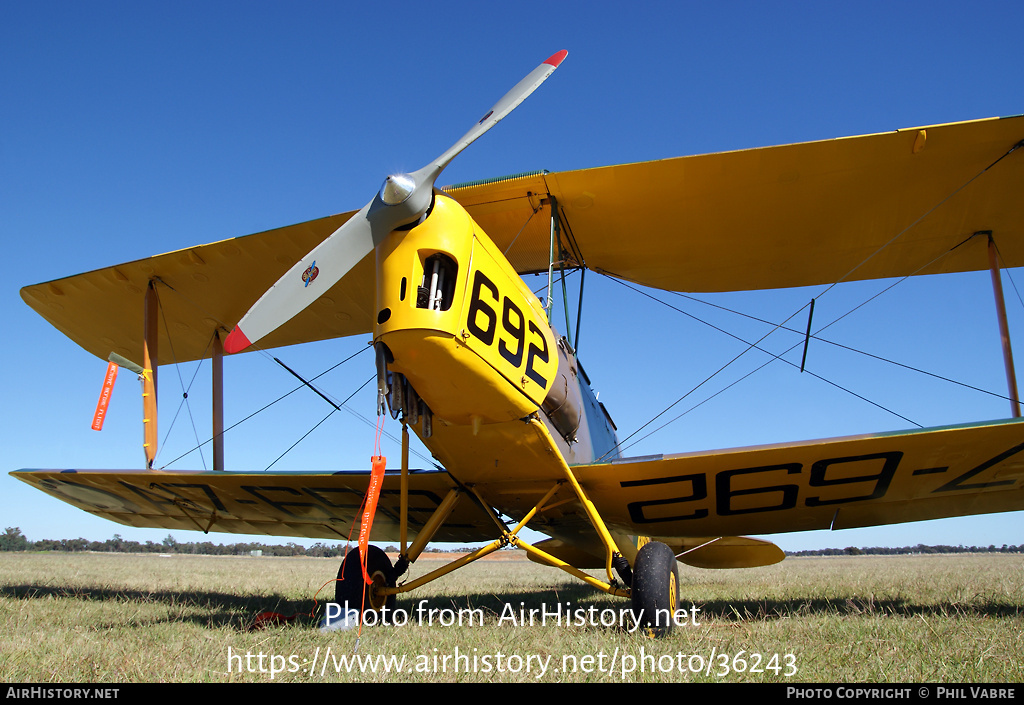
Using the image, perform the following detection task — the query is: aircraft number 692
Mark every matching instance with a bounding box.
[466,270,550,388]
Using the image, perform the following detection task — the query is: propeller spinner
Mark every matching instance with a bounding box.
[223,50,568,355]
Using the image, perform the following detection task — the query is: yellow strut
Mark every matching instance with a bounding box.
[141,282,159,469]
[405,488,461,563]
[466,481,630,597]
[400,424,409,553]
[528,417,623,585]
[380,540,505,595]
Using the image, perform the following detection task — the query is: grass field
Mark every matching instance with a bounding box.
[1,551,1021,683]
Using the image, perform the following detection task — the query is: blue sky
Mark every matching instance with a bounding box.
[3,1,1023,552]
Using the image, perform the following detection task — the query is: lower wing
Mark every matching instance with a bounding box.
[574,418,1024,537]
[10,467,494,543]
[14,419,1023,562]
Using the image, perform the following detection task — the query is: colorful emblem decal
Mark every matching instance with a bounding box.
[302,261,319,287]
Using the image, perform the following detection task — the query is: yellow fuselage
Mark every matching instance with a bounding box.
[372,194,609,498]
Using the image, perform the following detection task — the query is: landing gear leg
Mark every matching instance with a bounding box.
[630,541,679,637]
[336,546,397,621]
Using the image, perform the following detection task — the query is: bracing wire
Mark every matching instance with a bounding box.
[603,277,928,459]
[596,279,817,460]
[503,206,538,256]
[264,375,375,471]
[159,345,371,468]
[667,234,1016,403]
[813,137,1024,300]
[149,277,428,466]
[155,289,215,469]
[675,288,1013,403]
[992,238,1024,311]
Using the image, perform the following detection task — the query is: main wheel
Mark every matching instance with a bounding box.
[630,541,680,637]
[335,545,397,621]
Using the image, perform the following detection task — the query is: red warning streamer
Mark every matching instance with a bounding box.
[91,362,119,431]
[358,454,387,584]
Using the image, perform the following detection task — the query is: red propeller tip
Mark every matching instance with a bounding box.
[223,326,252,354]
[544,50,568,68]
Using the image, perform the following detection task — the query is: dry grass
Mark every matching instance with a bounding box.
[1,551,1022,682]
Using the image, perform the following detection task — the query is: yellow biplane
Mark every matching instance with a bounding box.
[12,51,1024,635]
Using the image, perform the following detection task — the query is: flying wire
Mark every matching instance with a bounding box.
[665,232,1017,403]
[264,375,375,471]
[813,137,1024,300]
[607,279,927,458]
[671,288,1015,403]
[598,275,922,459]
[594,277,814,461]
[159,345,371,467]
[502,206,538,256]
[151,279,434,467]
[991,238,1024,311]
[155,288,214,470]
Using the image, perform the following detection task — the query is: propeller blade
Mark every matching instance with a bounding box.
[223,202,375,354]
[423,49,568,183]
[223,50,568,355]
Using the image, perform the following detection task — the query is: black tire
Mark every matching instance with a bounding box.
[335,546,397,621]
[630,541,680,637]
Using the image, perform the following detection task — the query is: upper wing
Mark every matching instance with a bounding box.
[573,418,1024,538]
[9,467,495,543]
[22,115,1024,363]
[454,114,1024,291]
[20,212,376,366]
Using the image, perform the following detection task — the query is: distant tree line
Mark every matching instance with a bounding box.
[2,527,1020,557]
[0,527,440,556]
[787,544,1023,557]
